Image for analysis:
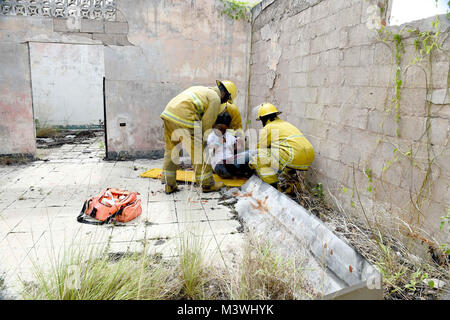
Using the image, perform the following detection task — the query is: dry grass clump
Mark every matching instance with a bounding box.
[177,235,212,299]
[22,234,317,300]
[285,170,449,300]
[22,247,180,300]
[0,274,6,299]
[232,236,319,300]
[327,213,448,300]
[0,154,33,166]
[36,127,60,138]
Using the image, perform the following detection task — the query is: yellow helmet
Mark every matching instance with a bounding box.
[256,103,281,121]
[216,80,237,103]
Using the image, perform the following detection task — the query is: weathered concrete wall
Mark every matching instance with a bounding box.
[105,0,251,158]
[0,0,250,158]
[29,42,105,128]
[0,43,35,156]
[249,0,450,240]
[0,11,121,154]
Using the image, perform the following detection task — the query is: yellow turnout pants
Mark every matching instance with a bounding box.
[162,119,214,187]
[249,148,309,185]
[249,149,282,185]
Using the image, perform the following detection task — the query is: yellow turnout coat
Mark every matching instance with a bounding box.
[251,118,315,184]
[161,86,222,132]
[224,103,243,130]
[160,86,223,187]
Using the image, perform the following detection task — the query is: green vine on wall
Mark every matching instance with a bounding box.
[392,32,404,131]
[376,31,406,135]
[219,0,254,21]
[407,19,448,213]
[374,16,449,228]
[447,1,450,19]
[338,0,450,300]
[440,207,450,255]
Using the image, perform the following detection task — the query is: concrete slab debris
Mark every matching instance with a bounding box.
[234,176,383,299]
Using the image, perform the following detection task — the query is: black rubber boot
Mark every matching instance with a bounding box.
[164,184,178,194]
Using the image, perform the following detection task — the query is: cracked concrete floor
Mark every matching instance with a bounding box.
[0,135,245,299]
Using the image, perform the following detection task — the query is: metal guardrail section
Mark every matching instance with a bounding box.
[235,176,383,300]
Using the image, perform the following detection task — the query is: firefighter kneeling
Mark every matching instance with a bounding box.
[249,103,315,189]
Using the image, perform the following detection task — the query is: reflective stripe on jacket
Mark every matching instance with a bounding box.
[161,86,221,132]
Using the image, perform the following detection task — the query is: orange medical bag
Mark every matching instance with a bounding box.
[77,188,142,225]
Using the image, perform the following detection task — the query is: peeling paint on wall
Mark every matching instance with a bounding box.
[261,23,282,88]
[0,43,35,155]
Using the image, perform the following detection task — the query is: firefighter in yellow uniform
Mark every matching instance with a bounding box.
[160,80,237,194]
[221,102,245,150]
[249,103,315,187]
[223,103,243,132]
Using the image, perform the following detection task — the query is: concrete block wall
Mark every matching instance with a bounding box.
[249,0,450,240]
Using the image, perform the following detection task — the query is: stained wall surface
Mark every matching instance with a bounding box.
[105,0,251,158]
[248,0,450,239]
[0,4,122,155]
[0,0,250,159]
[29,42,105,128]
[0,42,35,156]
